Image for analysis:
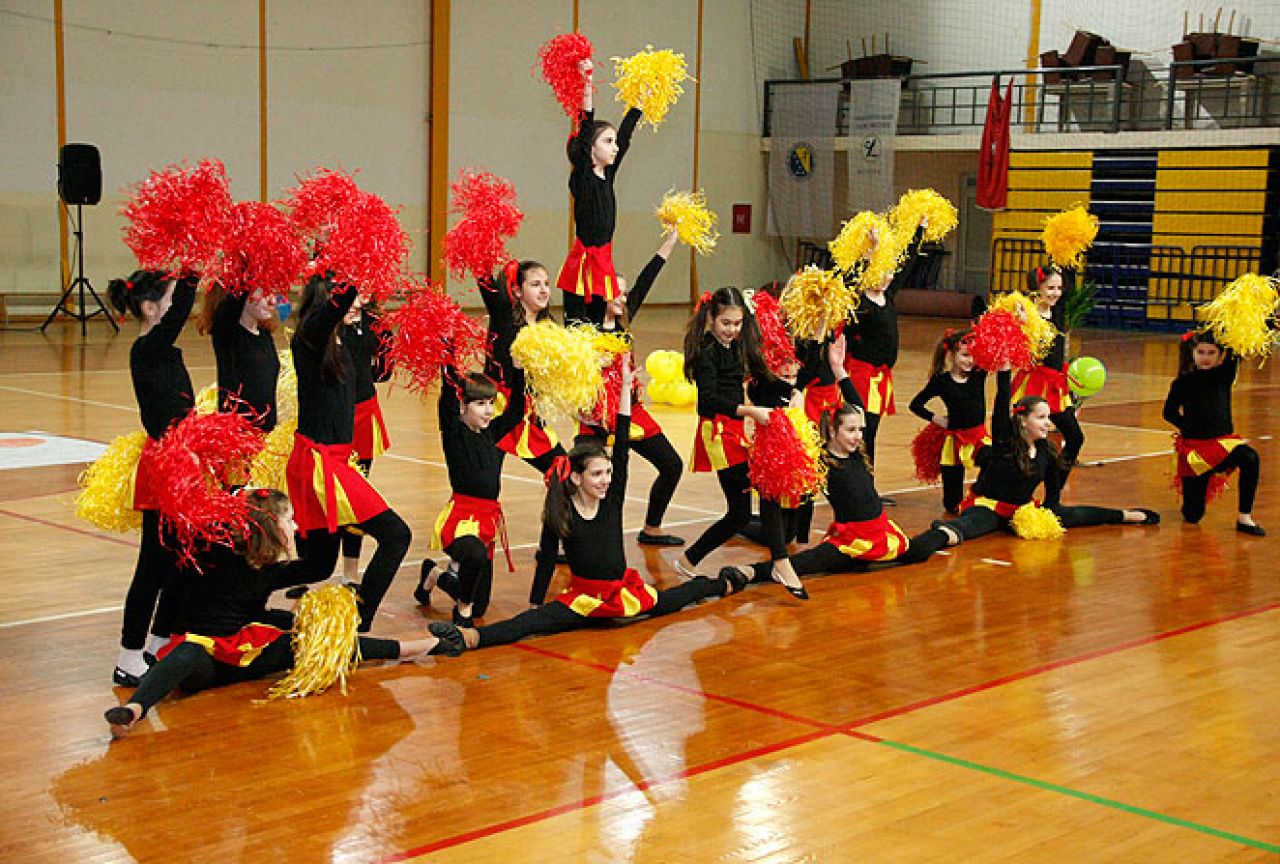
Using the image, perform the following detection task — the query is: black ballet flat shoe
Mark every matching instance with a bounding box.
[104,706,138,739]
[718,566,749,595]
[284,585,309,600]
[427,621,466,656]
[452,606,474,628]
[771,571,809,601]
[1236,521,1267,537]
[414,560,437,606]
[112,667,141,688]
[1134,509,1161,525]
[637,531,685,546]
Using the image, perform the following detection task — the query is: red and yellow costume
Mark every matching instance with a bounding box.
[557,567,658,618]
[803,381,843,425]
[494,382,560,460]
[844,357,896,416]
[431,493,513,571]
[1172,433,1244,499]
[1013,364,1072,413]
[128,437,164,511]
[157,623,283,668]
[556,239,620,302]
[285,433,389,535]
[352,395,391,461]
[822,512,910,562]
[691,415,749,473]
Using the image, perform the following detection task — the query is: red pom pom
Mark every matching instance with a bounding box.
[212,201,306,299]
[969,309,1035,371]
[152,409,266,568]
[121,159,234,275]
[748,409,824,502]
[442,169,525,282]
[379,277,489,395]
[911,423,946,484]
[537,33,594,123]
[752,291,798,376]
[589,351,639,428]
[285,170,410,305]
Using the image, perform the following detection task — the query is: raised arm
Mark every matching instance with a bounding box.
[609,107,643,177]
[827,333,865,411]
[145,274,199,351]
[622,230,677,321]
[297,281,357,349]
[990,369,1013,446]
[606,357,634,505]
[485,367,527,443]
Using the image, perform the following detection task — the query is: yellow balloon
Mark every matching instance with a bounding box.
[667,352,685,382]
[647,380,672,404]
[670,381,697,406]
[645,351,667,379]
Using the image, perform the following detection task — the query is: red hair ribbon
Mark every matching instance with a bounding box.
[544,454,571,487]
[1012,403,1029,415]
[1035,266,1045,284]
[503,258,521,301]
[944,327,954,338]
[1180,330,1195,342]
[696,291,711,311]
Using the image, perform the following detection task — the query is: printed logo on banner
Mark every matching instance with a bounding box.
[788,143,814,179]
[862,136,881,160]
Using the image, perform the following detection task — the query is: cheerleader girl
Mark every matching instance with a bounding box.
[107,271,198,687]
[574,228,685,546]
[1013,265,1083,504]
[558,58,643,320]
[285,275,411,632]
[673,287,808,595]
[413,367,527,625]
[1163,330,1265,535]
[842,264,899,472]
[723,335,911,584]
[440,357,745,649]
[908,327,990,514]
[903,368,1158,561]
[103,489,461,739]
[339,302,393,582]
[196,284,279,430]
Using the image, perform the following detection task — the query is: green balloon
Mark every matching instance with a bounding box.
[1068,356,1106,397]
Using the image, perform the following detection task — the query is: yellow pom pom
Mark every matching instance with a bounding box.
[1042,206,1098,270]
[276,347,298,422]
[593,329,632,358]
[249,418,296,491]
[1196,273,1280,362]
[1010,503,1065,540]
[510,321,605,422]
[990,292,1058,362]
[75,431,147,533]
[195,383,218,415]
[786,405,828,497]
[889,188,958,246]
[657,189,719,255]
[612,45,692,128]
[779,265,858,341]
[828,211,901,290]
[268,585,362,699]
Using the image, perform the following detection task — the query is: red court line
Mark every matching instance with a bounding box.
[378,599,1280,862]
[0,507,137,548]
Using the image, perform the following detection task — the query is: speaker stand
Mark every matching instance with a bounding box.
[42,203,118,335]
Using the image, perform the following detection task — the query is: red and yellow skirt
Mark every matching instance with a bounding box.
[1173,434,1244,501]
[158,623,283,668]
[431,493,512,570]
[941,424,989,468]
[823,512,910,561]
[1013,364,1072,413]
[495,384,560,460]
[352,395,390,461]
[691,415,749,473]
[843,358,895,416]
[557,568,658,618]
[959,493,1022,519]
[128,436,164,511]
[285,434,389,535]
[556,239,620,302]
[577,402,662,444]
[803,382,843,425]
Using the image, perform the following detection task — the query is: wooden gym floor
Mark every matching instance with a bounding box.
[0,309,1276,862]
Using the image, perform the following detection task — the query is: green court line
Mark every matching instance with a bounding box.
[874,738,1280,854]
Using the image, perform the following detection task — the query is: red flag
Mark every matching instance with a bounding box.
[977,78,1013,211]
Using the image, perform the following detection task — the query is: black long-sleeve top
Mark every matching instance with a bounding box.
[694,333,746,419]
[1039,299,1068,370]
[437,366,526,500]
[131,276,197,439]
[908,370,989,430]
[292,284,358,445]
[563,252,667,327]
[1162,354,1238,439]
[825,378,881,523]
[211,291,279,431]
[568,107,642,248]
[342,309,391,403]
[534,412,633,586]
[845,293,899,368]
[181,543,328,637]
[969,371,1059,506]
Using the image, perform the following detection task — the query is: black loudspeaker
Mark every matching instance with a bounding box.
[58,143,101,205]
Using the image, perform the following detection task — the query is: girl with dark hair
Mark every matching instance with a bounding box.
[903,367,1158,561]
[908,327,990,514]
[557,57,643,317]
[1012,265,1084,504]
[103,489,460,739]
[196,283,280,430]
[841,247,902,471]
[285,275,411,632]
[107,270,199,686]
[434,357,744,650]
[1163,330,1265,535]
[723,335,912,584]
[413,366,527,624]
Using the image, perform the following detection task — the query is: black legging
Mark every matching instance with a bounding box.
[685,462,752,565]
[444,535,494,615]
[738,500,814,547]
[120,509,187,649]
[576,429,684,527]
[128,634,401,715]
[476,576,728,648]
[902,502,1127,562]
[863,412,882,464]
[750,541,871,582]
[940,465,966,512]
[340,457,375,561]
[1181,444,1260,522]
[295,509,411,631]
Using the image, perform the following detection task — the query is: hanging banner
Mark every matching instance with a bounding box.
[846,80,900,214]
[767,82,841,238]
